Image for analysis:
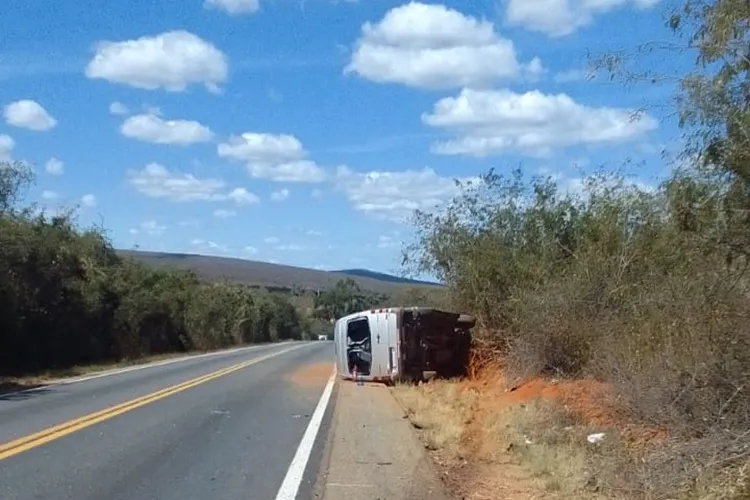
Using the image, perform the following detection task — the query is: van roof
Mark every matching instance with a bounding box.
[335,307,473,324]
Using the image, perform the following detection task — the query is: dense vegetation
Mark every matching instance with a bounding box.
[311,277,389,321]
[0,162,312,376]
[402,0,750,497]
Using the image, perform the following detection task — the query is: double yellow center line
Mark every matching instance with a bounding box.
[0,344,303,461]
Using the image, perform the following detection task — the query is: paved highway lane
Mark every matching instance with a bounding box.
[0,342,336,500]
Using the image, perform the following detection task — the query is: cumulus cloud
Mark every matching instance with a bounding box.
[217,132,326,183]
[228,187,260,205]
[270,188,290,202]
[204,0,259,15]
[130,220,167,236]
[213,208,237,218]
[504,0,661,37]
[109,101,130,115]
[80,194,97,207]
[377,235,397,248]
[126,163,259,205]
[190,239,230,253]
[0,135,15,162]
[345,2,542,89]
[4,100,57,131]
[45,158,64,175]
[335,165,473,222]
[422,88,657,157]
[85,31,228,93]
[41,190,59,201]
[120,113,214,145]
[274,243,305,251]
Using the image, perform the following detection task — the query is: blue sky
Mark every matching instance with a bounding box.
[1,0,689,275]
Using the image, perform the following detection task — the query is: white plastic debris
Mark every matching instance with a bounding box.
[524,435,533,445]
[587,432,605,444]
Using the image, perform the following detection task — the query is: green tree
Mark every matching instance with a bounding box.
[312,278,383,320]
[0,161,33,214]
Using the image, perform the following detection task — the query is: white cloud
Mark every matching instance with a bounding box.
[109,101,130,115]
[127,163,225,202]
[131,220,167,236]
[80,194,97,207]
[306,229,323,237]
[190,239,229,253]
[275,244,305,251]
[217,132,326,183]
[554,68,594,83]
[270,188,290,202]
[335,165,473,222]
[204,0,259,15]
[213,208,237,218]
[247,161,326,183]
[243,245,259,254]
[345,2,542,89]
[126,163,260,206]
[41,190,59,201]
[120,113,214,145]
[264,236,280,244]
[228,187,260,205]
[377,235,397,248]
[311,188,324,199]
[85,30,228,93]
[0,135,15,162]
[141,221,165,235]
[504,0,661,37]
[142,105,163,116]
[4,100,57,131]
[422,88,657,157]
[45,158,64,175]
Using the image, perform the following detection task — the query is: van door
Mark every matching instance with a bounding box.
[367,313,389,378]
[385,312,399,377]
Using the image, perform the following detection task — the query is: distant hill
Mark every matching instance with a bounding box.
[334,268,440,286]
[117,250,441,295]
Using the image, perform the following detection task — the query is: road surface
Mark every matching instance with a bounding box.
[0,342,336,500]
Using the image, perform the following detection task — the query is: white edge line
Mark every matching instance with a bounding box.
[275,363,337,500]
[1,341,308,397]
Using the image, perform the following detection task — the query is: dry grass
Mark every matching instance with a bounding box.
[394,371,750,500]
[395,380,477,455]
[394,369,673,500]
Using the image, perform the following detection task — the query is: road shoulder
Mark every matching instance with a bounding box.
[316,380,450,500]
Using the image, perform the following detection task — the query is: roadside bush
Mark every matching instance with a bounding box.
[403,164,750,496]
[401,1,750,496]
[0,162,305,376]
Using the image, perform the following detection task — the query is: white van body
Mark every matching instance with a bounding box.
[333,307,474,383]
[334,308,400,382]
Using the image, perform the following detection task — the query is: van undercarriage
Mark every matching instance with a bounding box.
[400,308,473,381]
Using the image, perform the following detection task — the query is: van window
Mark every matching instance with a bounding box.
[347,318,370,343]
[346,317,372,376]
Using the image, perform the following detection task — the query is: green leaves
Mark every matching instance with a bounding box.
[312,278,385,320]
[0,192,306,375]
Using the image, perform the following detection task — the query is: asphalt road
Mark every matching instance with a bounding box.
[0,341,336,500]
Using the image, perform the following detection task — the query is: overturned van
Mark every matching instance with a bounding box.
[333,307,475,383]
